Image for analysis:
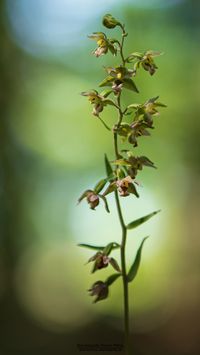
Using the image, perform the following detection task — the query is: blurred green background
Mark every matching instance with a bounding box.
[0,0,200,354]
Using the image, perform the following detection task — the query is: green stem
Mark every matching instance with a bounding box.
[112,24,131,354]
[114,91,130,355]
[119,25,127,66]
[114,190,130,355]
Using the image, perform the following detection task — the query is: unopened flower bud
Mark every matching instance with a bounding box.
[102,14,120,29]
[88,281,109,303]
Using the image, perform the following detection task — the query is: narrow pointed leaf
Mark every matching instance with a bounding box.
[109,258,121,272]
[108,43,117,56]
[127,237,148,282]
[99,76,114,87]
[128,183,139,198]
[103,182,117,197]
[94,178,107,194]
[111,159,131,166]
[103,99,116,107]
[99,194,110,213]
[126,210,161,230]
[103,242,120,255]
[127,103,140,110]
[104,154,113,177]
[155,102,167,108]
[78,242,120,251]
[100,89,113,98]
[78,243,105,251]
[106,273,121,286]
[78,189,93,203]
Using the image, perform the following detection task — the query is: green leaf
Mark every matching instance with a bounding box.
[108,43,117,56]
[108,38,120,45]
[129,52,143,59]
[116,168,126,179]
[123,78,139,93]
[128,183,139,198]
[109,258,121,272]
[155,102,167,108]
[104,154,113,177]
[126,210,161,230]
[111,159,131,167]
[78,243,105,251]
[103,99,116,107]
[99,76,114,87]
[103,182,117,197]
[100,89,113,98]
[99,194,110,213]
[127,237,149,282]
[94,179,107,194]
[127,103,140,109]
[106,273,121,286]
[78,242,120,251]
[103,242,120,255]
[78,189,92,203]
[146,50,164,57]
[98,117,111,131]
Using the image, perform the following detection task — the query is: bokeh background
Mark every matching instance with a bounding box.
[0,0,200,354]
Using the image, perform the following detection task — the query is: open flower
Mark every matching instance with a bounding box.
[78,190,99,210]
[99,66,139,94]
[81,90,104,117]
[78,189,110,212]
[116,176,135,197]
[127,50,163,76]
[128,121,152,147]
[81,90,115,118]
[87,191,100,209]
[103,175,139,198]
[132,96,166,122]
[88,32,117,57]
[88,281,109,303]
[88,251,121,273]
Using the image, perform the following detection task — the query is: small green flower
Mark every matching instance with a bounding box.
[88,32,117,57]
[81,90,116,117]
[128,121,152,147]
[128,96,167,129]
[126,155,156,179]
[99,66,138,94]
[127,51,163,76]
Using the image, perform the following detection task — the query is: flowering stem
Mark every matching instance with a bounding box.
[113,92,130,355]
[119,24,127,66]
[114,189,130,355]
[113,25,131,354]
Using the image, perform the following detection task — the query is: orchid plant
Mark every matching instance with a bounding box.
[78,14,166,355]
